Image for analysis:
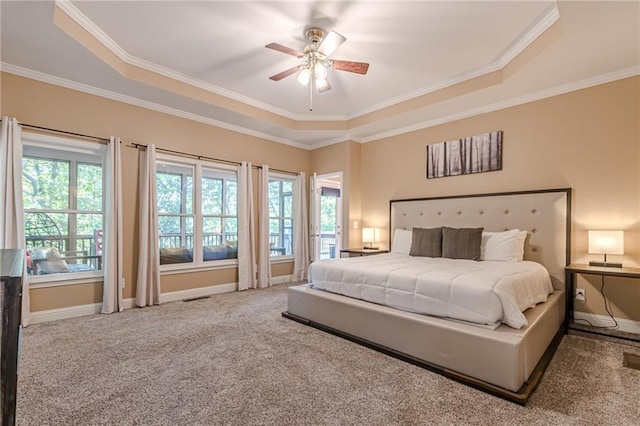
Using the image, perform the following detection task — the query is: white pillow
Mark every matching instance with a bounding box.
[481,229,527,262]
[391,229,413,255]
[32,247,70,273]
[515,230,527,261]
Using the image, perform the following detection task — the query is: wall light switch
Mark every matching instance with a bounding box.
[353,221,359,229]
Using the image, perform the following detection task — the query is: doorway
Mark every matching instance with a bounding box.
[311,172,343,262]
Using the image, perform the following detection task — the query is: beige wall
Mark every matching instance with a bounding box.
[2,72,308,312]
[360,76,640,320]
[4,71,639,321]
[309,141,363,248]
[348,142,362,247]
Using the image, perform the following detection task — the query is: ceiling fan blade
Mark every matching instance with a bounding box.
[317,30,346,56]
[265,43,304,57]
[269,66,300,81]
[332,60,369,75]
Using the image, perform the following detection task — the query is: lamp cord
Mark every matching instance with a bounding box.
[574,275,619,329]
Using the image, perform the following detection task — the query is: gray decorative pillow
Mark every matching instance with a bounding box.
[442,227,484,260]
[160,247,193,264]
[409,227,443,257]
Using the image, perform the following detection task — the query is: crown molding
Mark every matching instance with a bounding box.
[495,2,560,69]
[54,0,128,62]
[3,62,637,151]
[54,0,561,125]
[358,65,640,143]
[53,0,325,121]
[346,3,560,120]
[307,135,353,150]
[1,62,312,150]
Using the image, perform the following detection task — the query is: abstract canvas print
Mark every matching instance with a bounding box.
[427,130,502,179]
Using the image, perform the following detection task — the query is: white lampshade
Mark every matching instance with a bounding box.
[588,230,624,255]
[315,77,329,91]
[314,63,328,79]
[297,68,312,86]
[362,228,380,243]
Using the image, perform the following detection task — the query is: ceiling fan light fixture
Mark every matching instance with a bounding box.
[316,77,329,91]
[314,63,327,79]
[297,68,312,86]
[266,26,370,107]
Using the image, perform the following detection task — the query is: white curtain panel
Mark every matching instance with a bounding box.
[237,161,256,291]
[257,165,272,288]
[292,172,309,282]
[135,144,161,307]
[0,116,30,325]
[102,136,124,313]
[309,173,318,263]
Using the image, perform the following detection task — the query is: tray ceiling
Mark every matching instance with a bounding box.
[1,1,638,148]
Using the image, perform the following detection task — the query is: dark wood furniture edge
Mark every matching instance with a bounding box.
[1,249,25,426]
[566,264,640,279]
[565,264,640,343]
[340,248,388,253]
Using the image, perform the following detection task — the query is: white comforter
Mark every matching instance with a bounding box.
[309,253,553,329]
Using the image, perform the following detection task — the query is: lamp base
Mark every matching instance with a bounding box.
[363,247,379,250]
[589,261,622,268]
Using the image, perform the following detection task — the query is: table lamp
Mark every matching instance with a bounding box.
[588,230,623,268]
[362,228,380,250]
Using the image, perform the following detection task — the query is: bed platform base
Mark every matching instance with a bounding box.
[283,284,565,405]
[282,311,563,405]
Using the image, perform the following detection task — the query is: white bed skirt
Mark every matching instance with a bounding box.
[286,284,564,395]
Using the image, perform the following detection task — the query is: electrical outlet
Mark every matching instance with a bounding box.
[575,288,586,301]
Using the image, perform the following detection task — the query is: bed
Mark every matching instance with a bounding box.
[283,188,571,404]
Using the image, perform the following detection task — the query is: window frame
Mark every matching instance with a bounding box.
[156,154,238,274]
[268,172,295,262]
[22,132,107,287]
[201,167,238,251]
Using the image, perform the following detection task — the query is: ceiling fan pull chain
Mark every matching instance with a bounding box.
[309,79,314,111]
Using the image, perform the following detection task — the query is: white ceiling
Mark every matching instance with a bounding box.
[1,1,639,149]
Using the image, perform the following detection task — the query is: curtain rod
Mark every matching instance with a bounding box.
[11,120,110,143]
[128,142,299,176]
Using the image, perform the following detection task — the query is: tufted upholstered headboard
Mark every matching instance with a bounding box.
[389,188,571,290]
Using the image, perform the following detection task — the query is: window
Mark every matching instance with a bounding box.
[22,134,106,279]
[202,168,238,259]
[268,176,294,257]
[156,156,237,268]
[156,163,194,264]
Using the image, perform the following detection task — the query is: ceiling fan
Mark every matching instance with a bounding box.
[266,27,369,108]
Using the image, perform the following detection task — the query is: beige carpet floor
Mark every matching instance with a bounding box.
[16,284,640,425]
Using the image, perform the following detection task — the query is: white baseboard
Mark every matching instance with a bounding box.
[574,312,640,334]
[29,276,292,324]
[159,282,237,303]
[271,274,292,285]
[30,302,103,325]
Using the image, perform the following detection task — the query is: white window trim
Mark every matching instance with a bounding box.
[23,132,107,288]
[268,172,295,259]
[160,259,239,276]
[156,154,238,272]
[271,255,294,264]
[28,273,103,288]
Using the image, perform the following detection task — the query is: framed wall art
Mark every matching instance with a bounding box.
[427,130,502,179]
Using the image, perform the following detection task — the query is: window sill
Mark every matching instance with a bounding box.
[160,259,238,276]
[271,256,294,264]
[28,272,103,289]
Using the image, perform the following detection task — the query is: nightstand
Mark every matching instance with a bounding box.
[340,248,388,258]
[565,263,640,342]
